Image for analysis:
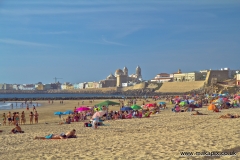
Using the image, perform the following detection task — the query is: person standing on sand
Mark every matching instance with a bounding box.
[15,112,20,125]
[33,105,36,112]
[21,111,25,125]
[34,111,39,124]
[7,112,12,125]
[29,112,34,124]
[2,113,6,126]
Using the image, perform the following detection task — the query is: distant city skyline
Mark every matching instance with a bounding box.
[1,0,240,84]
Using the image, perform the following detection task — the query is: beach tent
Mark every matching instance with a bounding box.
[95,100,120,106]
[208,104,216,111]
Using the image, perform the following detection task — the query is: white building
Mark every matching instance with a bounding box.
[151,73,173,83]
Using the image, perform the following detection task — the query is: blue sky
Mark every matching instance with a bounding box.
[0,0,240,84]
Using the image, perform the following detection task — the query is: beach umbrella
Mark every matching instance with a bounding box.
[179,101,187,106]
[76,107,90,112]
[131,104,142,110]
[54,111,65,115]
[95,100,120,106]
[159,102,166,105]
[63,110,74,115]
[54,111,65,119]
[121,107,133,111]
[145,103,154,108]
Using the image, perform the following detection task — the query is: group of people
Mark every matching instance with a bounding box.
[2,110,39,126]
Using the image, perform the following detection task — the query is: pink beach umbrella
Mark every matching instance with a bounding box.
[76,107,90,112]
[145,103,155,108]
[92,111,106,119]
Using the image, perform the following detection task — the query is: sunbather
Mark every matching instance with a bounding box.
[191,111,207,115]
[10,123,24,134]
[34,129,76,139]
[219,114,239,119]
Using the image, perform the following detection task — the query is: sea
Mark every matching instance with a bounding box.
[0,93,124,99]
[0,93,125,110]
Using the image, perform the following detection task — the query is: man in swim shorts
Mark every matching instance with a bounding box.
[7,112,12,125]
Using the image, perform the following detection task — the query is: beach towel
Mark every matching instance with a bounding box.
[45,134,53,139]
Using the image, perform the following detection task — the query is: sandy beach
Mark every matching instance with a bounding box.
[0,99,240,160]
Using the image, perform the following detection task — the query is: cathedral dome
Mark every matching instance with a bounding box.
[115,69,124,76]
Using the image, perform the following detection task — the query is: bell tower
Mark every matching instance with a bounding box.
[136,65,142,79]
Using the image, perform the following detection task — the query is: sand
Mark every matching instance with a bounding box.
[0,99,240,160]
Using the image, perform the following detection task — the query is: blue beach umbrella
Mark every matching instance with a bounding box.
[54,111,64,115]
[121,107,133,111]
[54,111,65,119]
[63,110,74,115]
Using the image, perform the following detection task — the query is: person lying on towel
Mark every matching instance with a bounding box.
[219,114,239,119]
[34,129,77,139]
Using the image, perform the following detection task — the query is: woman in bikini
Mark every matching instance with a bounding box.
[29,112,34,124]
[15,112,20,125]
[34,111,39,124]
[20,111,25,125]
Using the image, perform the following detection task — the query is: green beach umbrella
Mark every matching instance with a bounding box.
[131,104,142,110]
[95,100,120,106]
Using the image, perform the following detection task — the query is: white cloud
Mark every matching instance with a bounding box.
[102,37,127,46]
[0,39,53,47]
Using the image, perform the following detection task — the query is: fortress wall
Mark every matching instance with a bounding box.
[155,81,205,93]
